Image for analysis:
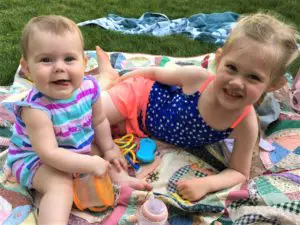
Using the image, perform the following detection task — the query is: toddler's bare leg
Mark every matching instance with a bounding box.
[101,90,127,137]
[101,91,126,129]
[95,46,120,90]
[96,46,127,132]
[32,164,73,225]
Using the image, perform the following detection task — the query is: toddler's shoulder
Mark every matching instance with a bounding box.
[235,106,259,136]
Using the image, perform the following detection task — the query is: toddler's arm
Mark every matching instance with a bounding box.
[177,107,258,201]
[119,66,211,94]
[227,107,258,179]
[176,168,247,201]
[22,107,110,177]
[92,95,127,172]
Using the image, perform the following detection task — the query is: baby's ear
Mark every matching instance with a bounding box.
[83,54,88,69]
[20,57,31,79]
[267,76,287,92]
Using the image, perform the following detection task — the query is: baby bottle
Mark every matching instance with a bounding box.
[137,196,168,225]
[73,173,114,212]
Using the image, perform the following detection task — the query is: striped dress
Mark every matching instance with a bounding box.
[7,75,100,188]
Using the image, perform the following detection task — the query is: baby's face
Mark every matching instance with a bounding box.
[213,37,275,110]
[22,30,86,100]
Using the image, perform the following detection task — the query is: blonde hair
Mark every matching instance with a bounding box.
[223,12,299,84]
[21,15,84,60]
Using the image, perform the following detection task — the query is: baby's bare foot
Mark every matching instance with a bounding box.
[112,173,152,191]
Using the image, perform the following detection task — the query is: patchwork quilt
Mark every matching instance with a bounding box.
[0,51,299,225]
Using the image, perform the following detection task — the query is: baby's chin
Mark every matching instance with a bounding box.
[44,91,75,100]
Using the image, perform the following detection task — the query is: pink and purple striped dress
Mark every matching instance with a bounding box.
[7,75,100,188]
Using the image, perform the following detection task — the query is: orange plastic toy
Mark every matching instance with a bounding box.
[73,173,114,212]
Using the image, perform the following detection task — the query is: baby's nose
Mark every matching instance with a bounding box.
[53,60,65,72]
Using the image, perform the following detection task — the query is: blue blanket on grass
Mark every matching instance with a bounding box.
[77,12,239,45]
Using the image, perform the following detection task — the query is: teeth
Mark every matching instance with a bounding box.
[226,89,241,97]
[229,91,238,97]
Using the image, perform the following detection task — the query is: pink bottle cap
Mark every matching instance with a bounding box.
[142,198,168,222]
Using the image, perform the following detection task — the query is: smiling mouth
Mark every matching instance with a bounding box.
[52,79,70,86]
[223,88,243,99]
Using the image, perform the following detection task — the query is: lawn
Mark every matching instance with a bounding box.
[0,0,299,85]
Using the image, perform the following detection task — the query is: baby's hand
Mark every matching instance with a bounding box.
[90,155,111,177]
[104,144,127,172]
[176,178,211,202]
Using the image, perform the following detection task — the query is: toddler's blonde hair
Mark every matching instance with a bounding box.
[223,12,299,84]
[21,15,84,60]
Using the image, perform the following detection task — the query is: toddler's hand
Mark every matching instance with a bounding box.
[90,155,111,177]
[104,144,127,172]
[176,178,211,202]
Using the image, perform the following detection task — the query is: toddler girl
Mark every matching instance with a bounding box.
[97,12,299,202]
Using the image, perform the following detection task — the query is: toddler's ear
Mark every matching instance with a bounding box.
[215,48,223,65]
[267,76,287,92]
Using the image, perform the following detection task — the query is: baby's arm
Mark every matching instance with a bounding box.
[120,66,211,94]
[177,108,258,201]
[92,95,127,172]
[22,107,110,177]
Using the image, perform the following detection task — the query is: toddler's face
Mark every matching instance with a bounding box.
[22,30,86,100]
[213,37,275,110]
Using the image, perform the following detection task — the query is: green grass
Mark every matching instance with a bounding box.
[0,0,299,85]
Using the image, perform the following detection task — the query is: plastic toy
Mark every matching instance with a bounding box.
[114,134,157,166]
[73,173,114,212]
[137,196,168,225]
[136,138,157,163]
[114,134,140,170]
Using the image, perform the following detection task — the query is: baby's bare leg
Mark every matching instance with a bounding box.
[91,144,152,191]
[32,164,73,225]
[109,165,152,191]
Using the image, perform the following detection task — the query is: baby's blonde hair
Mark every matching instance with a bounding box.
[21,15,84,60]
[223,12,299,84]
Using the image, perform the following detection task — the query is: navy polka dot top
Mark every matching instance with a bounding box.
[142,81,233,149]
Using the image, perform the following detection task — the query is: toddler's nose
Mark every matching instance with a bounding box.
[229,76,244,88]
